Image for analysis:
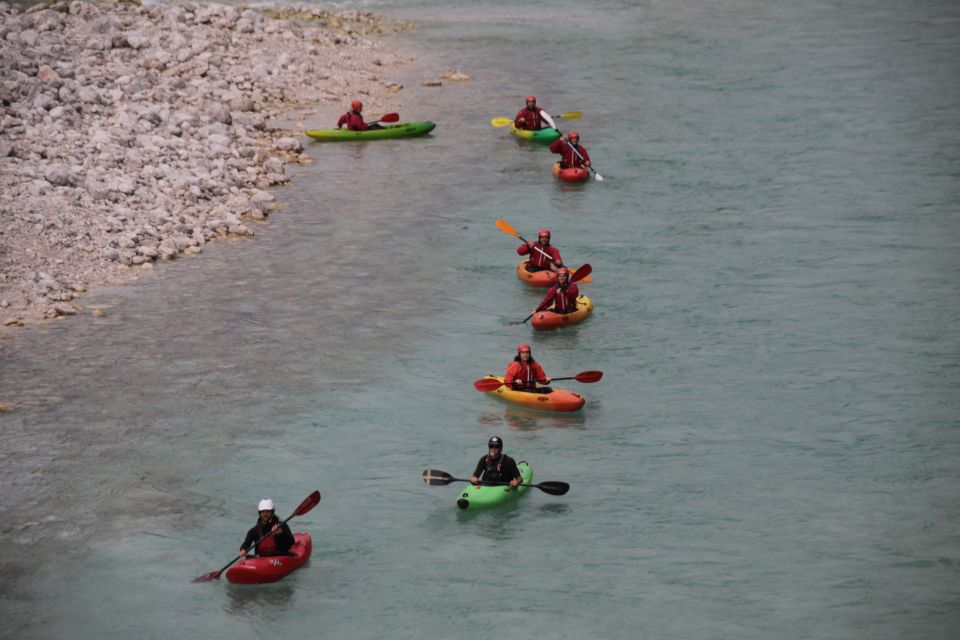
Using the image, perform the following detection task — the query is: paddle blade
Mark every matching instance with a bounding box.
[574,370,603,383]
[379,112,400,123]
[557,111,582,120]
[292,490,321,517]
[473,378,505,392]
[490,117,512,127]
[495,218,520,239]
[422,469,455,486]
[536,481,570,496]
[570,263,592,283]
[192,570,224,583]
[594,172,604,182]
[580,275,592,283]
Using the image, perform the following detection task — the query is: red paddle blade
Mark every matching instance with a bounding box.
[379,112,400,123]
[574,370,603,383]
[193,570,223,583]
[473,378,504,392]
[292,490,321,516]
[571,263,592,283]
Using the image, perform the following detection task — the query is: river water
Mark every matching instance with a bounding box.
[1,0,958,638]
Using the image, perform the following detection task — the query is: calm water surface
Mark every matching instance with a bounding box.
[1,0,958,638]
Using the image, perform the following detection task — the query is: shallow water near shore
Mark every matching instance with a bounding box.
[2,0,960,638]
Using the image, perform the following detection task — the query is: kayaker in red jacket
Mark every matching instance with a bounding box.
[514,95,557,131]
[517,228,562,272]
[536,267,580,314]
[239,499,295,557]
[336,100,383,131]
[504,343,551,392]
[469,436,523,488]
[550,131,591,169]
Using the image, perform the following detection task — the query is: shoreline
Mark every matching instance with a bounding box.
[0,0,416,332]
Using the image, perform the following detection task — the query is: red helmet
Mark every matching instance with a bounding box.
[557,267,569,278]
[525,95,536,103]
[538,228,551,239]
[351,100,363,111]
[517,343,531,354]
[568,130,580,140]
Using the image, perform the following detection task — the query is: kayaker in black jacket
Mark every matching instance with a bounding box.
[239,498,295,557]
[469,436,523,488]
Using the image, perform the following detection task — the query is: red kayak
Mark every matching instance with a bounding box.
[553,162,589,183]
[225,532,312,584]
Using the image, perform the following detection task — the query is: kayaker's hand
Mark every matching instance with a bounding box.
[584,161,591,167]
[510,478,520,488]
[543,377,552,385]
[527,240,536,249]
[239,549,247,557]
[270,524,281,534]
[470,475,480,486]
[518,117,526,124]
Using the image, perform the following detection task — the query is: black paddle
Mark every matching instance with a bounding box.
[192,490,321,583]
[422,469,569,496]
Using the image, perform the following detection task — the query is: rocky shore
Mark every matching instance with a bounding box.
[0,0,411,327]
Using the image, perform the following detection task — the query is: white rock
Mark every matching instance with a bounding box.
[44,164,72,186]
[275,137,302,153]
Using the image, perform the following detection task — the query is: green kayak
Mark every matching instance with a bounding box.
[305,121,436,141]
[510,125,560,143]
[456,462,532,511]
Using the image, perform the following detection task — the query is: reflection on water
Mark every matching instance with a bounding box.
[476,406,587,431]
[225,581,297,617]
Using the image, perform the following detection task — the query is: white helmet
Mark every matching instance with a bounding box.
[257,498,274,512]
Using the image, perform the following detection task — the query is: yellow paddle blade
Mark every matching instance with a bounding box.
[557,111,582,119]
[495,219,520,238]
[490,117,512,127]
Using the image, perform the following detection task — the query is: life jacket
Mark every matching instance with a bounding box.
[254,518,280,554]
[481,454,507,482]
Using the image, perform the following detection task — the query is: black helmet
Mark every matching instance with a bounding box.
[488,436,503,450]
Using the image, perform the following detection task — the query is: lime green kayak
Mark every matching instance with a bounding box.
[510,125,560,143]
[305,121,436,141]
[456,462,532,510]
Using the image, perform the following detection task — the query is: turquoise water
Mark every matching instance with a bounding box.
[2,0,959,638]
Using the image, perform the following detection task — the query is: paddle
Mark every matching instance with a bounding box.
[513,263,592,324]
[368,112,400,126]
[422,469,570,496]
[494,219,591,283]
[490,112,582,127]
[555,137,603,181]
[192,490,321,583]
[473,370,603,392]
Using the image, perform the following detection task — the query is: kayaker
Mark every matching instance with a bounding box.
[517,228,562,273]
[536,267,579,314]
[504,343,552,392]
[549,131,591,169]
[469,436,523,488]
[514,95,557,131]
[336,100,382,131]
[239,499,295,558]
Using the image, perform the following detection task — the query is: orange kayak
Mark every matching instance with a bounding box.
[532,296,593,331]
[515,260,583,288]
[481,376,585,412]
